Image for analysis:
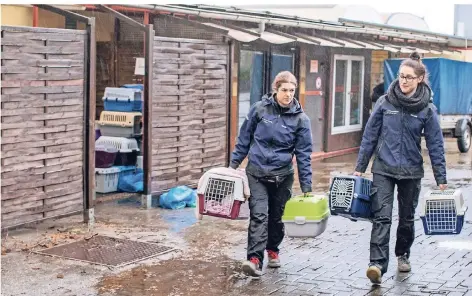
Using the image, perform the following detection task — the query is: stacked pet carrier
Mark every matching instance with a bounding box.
[328,175,373,222]
[95,85,143,193]
[419,189,467,235]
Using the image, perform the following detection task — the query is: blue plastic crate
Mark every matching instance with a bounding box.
[103,99,143,112]
[121,84,144,91]
[420,198,466,235]
[102,87,143,112]
[421,215,465,235]
[328,175,373,221]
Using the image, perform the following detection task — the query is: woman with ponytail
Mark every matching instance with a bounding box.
[353,52,447,284]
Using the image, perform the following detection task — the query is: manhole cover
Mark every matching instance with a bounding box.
[34,235,175,267]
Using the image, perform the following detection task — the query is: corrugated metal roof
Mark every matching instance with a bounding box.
[118,4,471,49]
[170,4,457,44]
[339,18,471,48]
[258,31,296,44]
[194,21,450,53]
[201,22,259,42]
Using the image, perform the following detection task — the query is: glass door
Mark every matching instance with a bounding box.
[270,53,294,84]
[238,50,264,133]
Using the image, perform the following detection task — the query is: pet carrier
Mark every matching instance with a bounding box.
[102,87,142,112]
[97,111,142,138]
[95,145,118,168]
[197,173,246,220]
[282,194,330,237]
[95,166,136,193]
[419,189,467,235]
[95,136,139,166]
[121,84,144,91]
[328,175,373,221]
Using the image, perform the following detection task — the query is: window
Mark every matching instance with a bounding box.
[236,46,296,134]
[238,50,264,133]
[331,55,365,134]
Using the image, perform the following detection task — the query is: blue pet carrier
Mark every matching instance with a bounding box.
[121,84,144,91]
[328,175,373,221]
[419,189,467,235]
[102,87,143,112]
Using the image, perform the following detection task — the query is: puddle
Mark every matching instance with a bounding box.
[97,257,249,296]
[437,241,472,250]
[160,209,198,233]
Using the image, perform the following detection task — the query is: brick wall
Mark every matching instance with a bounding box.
[370,50,389,92]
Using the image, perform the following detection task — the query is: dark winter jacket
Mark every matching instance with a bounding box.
[230,94,313,193]
[371,82,385,104]
[355,86,447,185]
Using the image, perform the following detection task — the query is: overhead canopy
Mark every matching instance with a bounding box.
[200,21,371,48]
[96,4,470,52]
[339,18,471,48]
[195,20,459,54]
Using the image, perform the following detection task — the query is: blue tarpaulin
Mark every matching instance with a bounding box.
[384,58,472,115]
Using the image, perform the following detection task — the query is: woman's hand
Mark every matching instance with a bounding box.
[353,171,362,176]
[439,184,448,191]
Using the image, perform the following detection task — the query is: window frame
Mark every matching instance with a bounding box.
[331,54,365,135]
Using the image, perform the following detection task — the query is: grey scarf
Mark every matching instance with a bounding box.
[387,79,431,113]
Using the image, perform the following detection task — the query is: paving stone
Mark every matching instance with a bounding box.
[447,293,466,296]
[227,182,472,296]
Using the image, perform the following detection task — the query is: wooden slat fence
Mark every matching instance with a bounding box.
[151,37,229,193]
[1,26,87,228]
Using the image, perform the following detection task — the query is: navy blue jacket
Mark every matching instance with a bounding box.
[230,94,313,193]
[355,96,447,185]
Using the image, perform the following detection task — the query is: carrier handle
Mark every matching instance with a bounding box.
[294,216,306,225]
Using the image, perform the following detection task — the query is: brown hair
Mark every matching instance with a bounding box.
[400,51,429,84]
[272,71,297,92]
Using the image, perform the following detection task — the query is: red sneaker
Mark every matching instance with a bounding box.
[242,257,262,277]
[267,250,281,268]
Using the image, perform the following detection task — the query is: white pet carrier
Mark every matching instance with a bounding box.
[196,172,246,220]
[419,189,467,235]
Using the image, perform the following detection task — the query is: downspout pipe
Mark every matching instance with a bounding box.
[33,6,39,27]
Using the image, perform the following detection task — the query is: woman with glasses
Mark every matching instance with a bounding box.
[230,71,313,277]
[353,52,447,285]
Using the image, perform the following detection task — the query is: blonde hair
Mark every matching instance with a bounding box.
[272,71,297,92]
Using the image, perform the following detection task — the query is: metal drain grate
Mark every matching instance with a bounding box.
[34,235,175,267]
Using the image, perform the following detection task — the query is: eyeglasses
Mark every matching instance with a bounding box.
[398,74,418,83]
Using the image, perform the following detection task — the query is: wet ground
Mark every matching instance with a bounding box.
[2,139,471,296]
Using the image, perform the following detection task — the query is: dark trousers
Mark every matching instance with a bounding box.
[246,173,294,262]
[370,173,421,274]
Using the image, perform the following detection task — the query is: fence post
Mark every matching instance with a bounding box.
[84,17,97,228]
[141,23,154,209]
